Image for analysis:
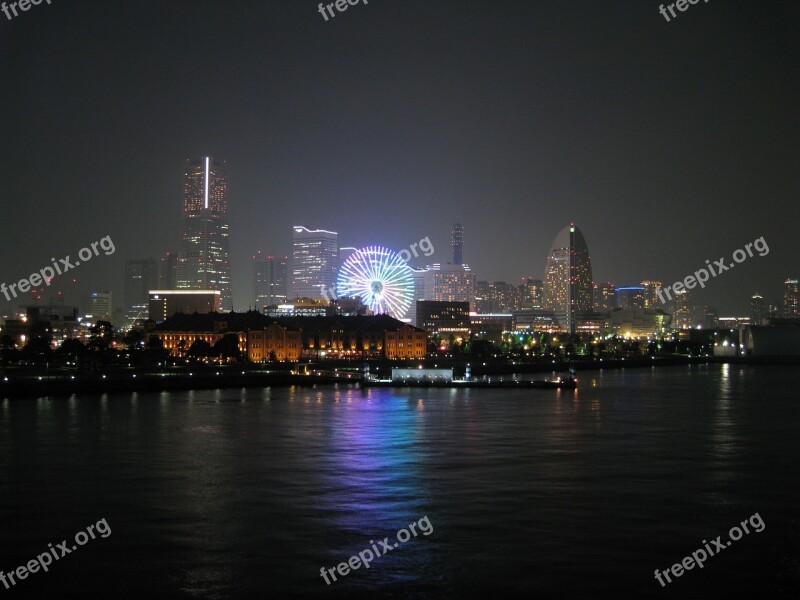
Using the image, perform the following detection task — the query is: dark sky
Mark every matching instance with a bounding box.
[1,0,798,315]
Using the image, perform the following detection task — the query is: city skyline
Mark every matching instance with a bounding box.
[1,1,797,318]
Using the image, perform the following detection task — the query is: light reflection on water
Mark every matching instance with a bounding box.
[0,365,798,598]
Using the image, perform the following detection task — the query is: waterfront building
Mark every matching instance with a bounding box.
[148,312,425,360]
[543,224,593,333]
[176,157,232,311]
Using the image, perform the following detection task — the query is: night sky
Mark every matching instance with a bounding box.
[1,0,798,314]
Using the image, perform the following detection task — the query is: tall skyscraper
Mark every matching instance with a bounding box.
[750,292,766,326]
[291,226,338,300]
[159,252,178,289]
[783,278,799,317]
[543,224,593,333]
[176,157,232,311]
[253,253,288,309]
[452,222,464,265]
[124,258,159,322]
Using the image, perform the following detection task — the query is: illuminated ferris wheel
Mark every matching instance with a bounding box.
[336,246,415,318]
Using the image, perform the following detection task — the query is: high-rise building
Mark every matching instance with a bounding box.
[783,278,799,317]
[480,281,514,312]
[159,252,178,289]
[253,253,288,310]
[407,268,429,326]
[291,226,338,300]
[176,157,232,311]
[475,281,491,313]
[520,277,545,309]
[750,293,766,326]
[702,306,719,329]
[124,259,159,323]
[86,291,112,323]
[640,280,663,309]
[593,282,615,311]
[543,224,593,333]
[615,286,645,310]
[672,289,692,329]
[339,247,358,271]
[424,263,476,307]
[452,222,464,265]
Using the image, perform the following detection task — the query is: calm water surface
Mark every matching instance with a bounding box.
[1,364,798,599]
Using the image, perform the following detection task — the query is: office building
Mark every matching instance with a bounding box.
[86,291,112,323]
[750,293,766,326]
[784,278,799,318]
[176,157,232,311]
[452,221,464,265]
[672,289,693,329]
[159,252,178,289]
[124,259,159,323]
[290,226,338,300]
[520,277,545,309]
[253,253,288,309]
[640,280,663,309]
[593,282,615,311]
[543,224,593,333]
[416,300,471,340]
[470,313,514,344]
[615,286,645,310]
[424,263,476,306]
[148,290,221,323]
[406,267,429,326]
